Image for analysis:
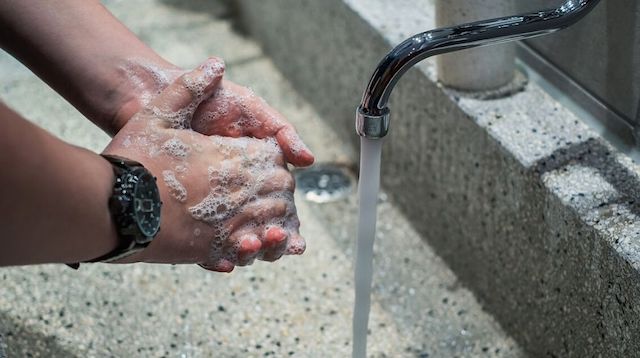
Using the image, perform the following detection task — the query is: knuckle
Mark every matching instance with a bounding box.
[274,169,295,191]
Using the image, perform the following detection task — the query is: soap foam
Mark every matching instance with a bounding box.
[124,58,224,130]
[120,59,184,106]
[161,137,191,158]
[185,136,297,265]
[175,164,188,173]
[193,86,270,136]
[162,170,188,203]
[121,58,303,267]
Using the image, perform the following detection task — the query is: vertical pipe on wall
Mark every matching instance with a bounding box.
[436,0,516,91]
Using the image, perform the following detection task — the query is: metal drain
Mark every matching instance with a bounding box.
[294,164,354,203]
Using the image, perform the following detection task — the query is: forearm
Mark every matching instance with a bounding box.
[0,102,119,266]
[0,0,176,135]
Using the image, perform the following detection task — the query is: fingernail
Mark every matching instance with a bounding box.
[240,235,262,255]
[265,227,288,246]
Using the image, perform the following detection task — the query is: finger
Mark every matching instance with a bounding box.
[191,90,245,136]
[226,198,288,233]
[285,231,306,255]
[239,97,315,167]
[283,216,305,255]
[199,259,235,273]
[257,168,295,195]
[190,81,314,166]
[149,57,225,128]
[236,234,262,266]
[275,125,315,167]
[259,226,289,262]
[243,137,286,166]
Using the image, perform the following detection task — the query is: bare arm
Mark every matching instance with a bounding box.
[0,0,176,135]
[0,0,314,166]
[1,61,306,270]
[0,102,119,265]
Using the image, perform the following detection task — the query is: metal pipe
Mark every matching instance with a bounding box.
[356,0,602,138]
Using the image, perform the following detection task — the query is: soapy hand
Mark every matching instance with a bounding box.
[190,79,315,167]
[112,59,314,167]
[104,58,305,272]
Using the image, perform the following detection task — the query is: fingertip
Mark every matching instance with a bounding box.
[238,235,262,264]
[198,57,225,93]
[286,232,306,255]
[297,150,316,167]
[199,259,235,273]
[199,56,226,73]
[282,146,315,168]
[264,226,288,246]
[240,235,262,253]
[276,126,315,167]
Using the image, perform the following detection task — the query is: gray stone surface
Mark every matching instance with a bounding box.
[0,335,6,358]
[519,0,640,128]
[0,0,521,357]
[237,0,640,356]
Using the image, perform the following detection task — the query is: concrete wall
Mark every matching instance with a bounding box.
[520,0,640,128]
[236,0,640,356]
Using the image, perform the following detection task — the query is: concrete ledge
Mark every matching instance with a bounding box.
[237,0,640,356]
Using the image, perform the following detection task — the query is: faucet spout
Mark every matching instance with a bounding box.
[356,0,601,138]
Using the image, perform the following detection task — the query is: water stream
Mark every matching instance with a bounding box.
[352,137,384,358]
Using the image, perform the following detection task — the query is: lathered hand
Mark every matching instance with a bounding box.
[104,58,305,272]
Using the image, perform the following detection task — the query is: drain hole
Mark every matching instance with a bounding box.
[294,163,354,203]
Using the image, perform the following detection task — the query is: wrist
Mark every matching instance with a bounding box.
[64,147,121,263]
[71,154,163,267]
[106,59,183,136]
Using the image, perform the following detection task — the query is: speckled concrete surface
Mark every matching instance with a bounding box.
[238,0,640,356]
[0,1,521,357]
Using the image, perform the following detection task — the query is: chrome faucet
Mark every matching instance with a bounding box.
[355,0,602,139]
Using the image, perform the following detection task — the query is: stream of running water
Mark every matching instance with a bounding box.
[352,137,383,358]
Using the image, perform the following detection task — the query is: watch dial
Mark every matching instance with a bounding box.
[133,171,162,239]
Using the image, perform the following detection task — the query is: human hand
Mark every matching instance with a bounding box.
[190,79,315,167]
[104,58,305,272]
[111,59,314,167]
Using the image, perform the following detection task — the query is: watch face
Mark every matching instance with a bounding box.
[132,170,162,240]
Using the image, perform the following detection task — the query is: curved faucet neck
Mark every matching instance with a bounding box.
[356,0,601,138]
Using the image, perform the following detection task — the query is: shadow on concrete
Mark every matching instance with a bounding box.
[159,0,248,35]
[158,0,230,16]
[0,312,78,358]
[533,137,640,216]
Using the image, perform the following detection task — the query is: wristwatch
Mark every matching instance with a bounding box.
[67,155,162,269]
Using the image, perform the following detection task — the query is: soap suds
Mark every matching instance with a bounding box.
[161,137,191,158]
[162,170,188,203]
[120,57,301,267]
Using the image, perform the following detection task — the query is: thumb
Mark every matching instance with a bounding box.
[149,57,225,129]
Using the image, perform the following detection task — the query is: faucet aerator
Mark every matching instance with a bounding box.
[356,106,390,139]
